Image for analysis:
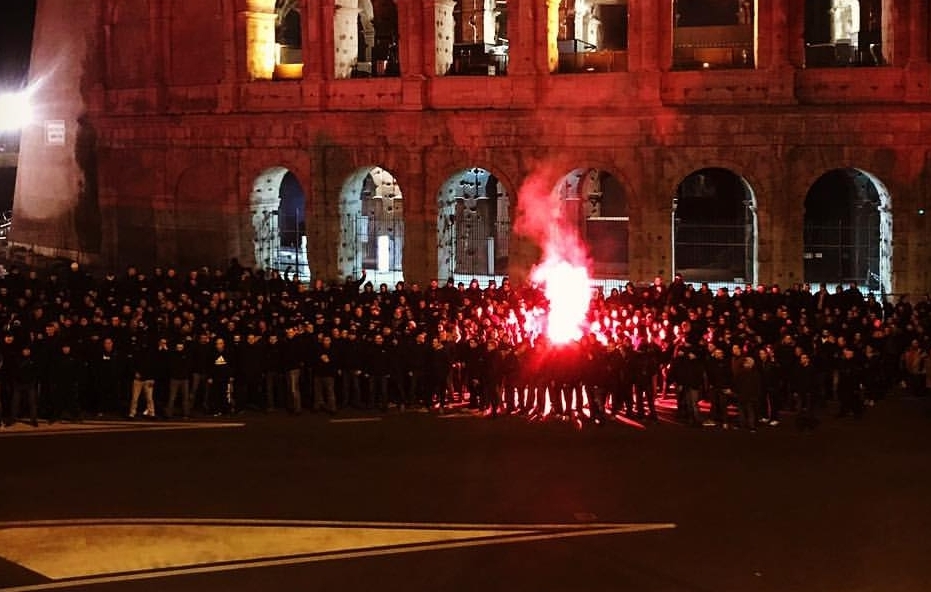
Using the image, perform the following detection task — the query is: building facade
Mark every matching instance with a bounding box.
[12,0,931,294]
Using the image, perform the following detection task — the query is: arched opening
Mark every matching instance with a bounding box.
[274,0,303,79]
[334,0,400,79]
[804,0,889,67]
[339,166,405,283]
[803,168,892,292]
[437,167,511,281]
[672,0,755,70]
[250,167,308,279]
[448,0,509,76]
[554,168,628,279]
[673,168,758,285]
[550,1,629,74]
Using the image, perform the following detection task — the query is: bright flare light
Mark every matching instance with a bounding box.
[530,257,591,345]
[0,91,33,132]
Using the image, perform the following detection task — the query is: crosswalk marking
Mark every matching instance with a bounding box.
[0,518,676,591]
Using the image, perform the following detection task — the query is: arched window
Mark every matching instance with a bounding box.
[334,0,400,79]
[673,168,757,285]
[447,0,509,76]
[438,168,511,280]
[274,0,303,79]
[339,167,405,283]
[672,0,755,70]
[804,0,888,67]
[804,168,892,291]
[552,1,629,74]
[250,167,308,278]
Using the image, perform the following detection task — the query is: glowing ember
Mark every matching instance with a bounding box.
[530,258,591,344]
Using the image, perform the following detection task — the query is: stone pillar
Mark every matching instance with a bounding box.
[435,0,456,75]
[786,0,805,68]
[657,0,673,70]
[12,0,104,262]
[334,0,360,79]
[242,0,277,80]
[545,0,560,73]
[904,0,930,102]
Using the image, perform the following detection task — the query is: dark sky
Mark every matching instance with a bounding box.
[0,0,38,88]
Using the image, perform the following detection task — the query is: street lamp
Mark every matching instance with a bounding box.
[0,91,33,132]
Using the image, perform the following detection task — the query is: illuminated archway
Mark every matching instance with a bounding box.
[437,167,510,281]
[803,168,892,291]
[339,166,404,282]
[673,168,758,285]
[250,167,307,278]
[553,168,628,279]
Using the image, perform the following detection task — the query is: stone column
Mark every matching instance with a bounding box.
[435,0,456,75]
[904,0,930,102]
[242,0,277,80]
[334,0,360,79]
[545,0,560,73]
[786,0,805,68]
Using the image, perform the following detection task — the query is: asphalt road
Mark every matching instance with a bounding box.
[1,397,929,592]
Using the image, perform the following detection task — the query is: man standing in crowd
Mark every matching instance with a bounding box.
[207,337,236,416]
[166,340,194,419]
[128,337,156,419]
[10,344,39,427]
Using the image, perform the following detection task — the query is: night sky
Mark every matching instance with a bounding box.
[0,0,38,88]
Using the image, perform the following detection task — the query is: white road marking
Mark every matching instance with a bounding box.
[0,420,243,438]
[0,518,676,591]
[328,417,383,424]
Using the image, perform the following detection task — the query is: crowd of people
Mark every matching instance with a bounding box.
[0,258,928,431]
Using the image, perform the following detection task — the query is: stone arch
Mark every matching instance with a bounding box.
[436,166,512,281]
[553,167,630,279]
[673,167,759,285]
[338,165,404,282]
[248,166,308,278]
[803,167,892,292]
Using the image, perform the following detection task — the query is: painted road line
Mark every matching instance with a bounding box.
[328,417,383,424]
[0,421,244,438]
[0,519,676,592]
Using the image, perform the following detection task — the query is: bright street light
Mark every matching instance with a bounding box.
[0,91,33,132]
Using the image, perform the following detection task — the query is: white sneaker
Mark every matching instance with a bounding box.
[702,420,717,427]
[768,419,780,427]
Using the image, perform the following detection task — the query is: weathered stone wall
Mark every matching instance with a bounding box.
[13,0,931,294]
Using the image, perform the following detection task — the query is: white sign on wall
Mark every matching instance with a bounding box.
[45,120,66,146]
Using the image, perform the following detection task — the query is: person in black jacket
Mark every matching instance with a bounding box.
[836,346,864,419]
[427,335,452,412]
[165,340,194,418]
[264,333,284,412]
[90,337,126,416]
[789,352,819,430]
[10,345,39,427]
[49,342,84,423]
[237,332,266,411]
[206,337,236,415]
[669,344,707,426]
[366,333,393,411]
[705,347,734,428]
